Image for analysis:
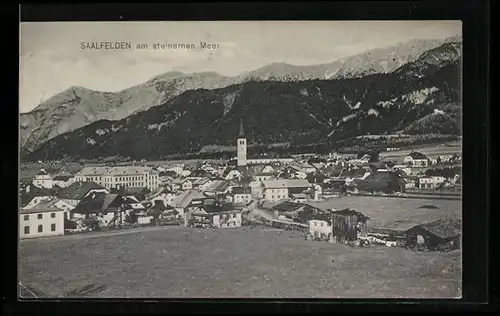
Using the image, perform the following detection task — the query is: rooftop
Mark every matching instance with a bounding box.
[262,179,310,189]
[407,152,428,160]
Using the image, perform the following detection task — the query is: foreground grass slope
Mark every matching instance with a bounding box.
[20,226,461,299]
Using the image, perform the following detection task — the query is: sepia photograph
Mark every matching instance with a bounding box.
[19,20,462,299]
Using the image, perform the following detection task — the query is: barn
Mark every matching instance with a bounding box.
[405,218,462,252]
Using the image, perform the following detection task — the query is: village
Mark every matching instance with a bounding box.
[19,121,462,252]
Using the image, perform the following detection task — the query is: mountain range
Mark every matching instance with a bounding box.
[20,35,460,152]
[24,41,462,162]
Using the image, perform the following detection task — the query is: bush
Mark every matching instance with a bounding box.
[82,216,100,231]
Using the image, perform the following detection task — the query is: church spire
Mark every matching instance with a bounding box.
[239,118,245,138]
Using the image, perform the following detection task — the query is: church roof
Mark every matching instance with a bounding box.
[238,119,245,138]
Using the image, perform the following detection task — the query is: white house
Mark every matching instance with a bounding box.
[418,176,445,189]
[260,164,275,174]
[32,169,53,189]
[224,168,243,181]
[249,181,263,199]
[261,179,311,202]
[20,207,65,239]
[232,187,252,205]
[307,214,332,240]
[171,178,193,191]
[23,198,74,220]
[403,152,429,167]
[151,191,177,207]
[254,172,274,182]
[184,198,242,229]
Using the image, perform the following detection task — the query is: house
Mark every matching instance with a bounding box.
[150,188,177,207]
[19,184,54,208]
[192,178,212,191]
[124,187,150,201]
[20,206,65,239]
[32,169,53,189]
[403,152,429,167]
[232,187,252,205]
[75,166,160,191]
[307,213,333,240]
[72,192,124,228]
[291,193,308,203]
[260,164,276,174]
[171,178,193,191]
[271,201,322,224]
[320,179,347,197]
[57,181,109,206]
[403,176,419,189]
[425,168,460,183]
[184,198,242,229]
[121,196,147,214]
[290,162,317,174]
[418,176,445,189]
[261,179,311,202]
[306,172,327,184]
[321,167,344,178]
[224,168,244,181]
[249,180,264,199]
[254,172,274,182]
[405,218,462,251]
[23,198,74,220]
[392,165,413,176]
[171,189,206,217]
[342,168,371,185]
[202,180,233,196]
[277,165,308,179]
[52,174,75,188]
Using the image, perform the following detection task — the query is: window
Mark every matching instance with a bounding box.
[51,224,56,232]
[24,226,30,234]
[37,214,43,220]
[321,222,324,227]
[51,213,56,218]
[24,215,29,221]
[38,225,43,233]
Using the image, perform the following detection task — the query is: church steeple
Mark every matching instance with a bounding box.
[238,118,245,138]
[237,118,247,167]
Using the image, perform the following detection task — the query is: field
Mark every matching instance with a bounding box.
[20,226,461,299]
[309,196,462,230]
[19,197,462,299]
[379,143,462,162]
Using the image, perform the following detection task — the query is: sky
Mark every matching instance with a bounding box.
[19,21,461,113]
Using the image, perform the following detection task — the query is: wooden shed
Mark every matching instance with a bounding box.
[329,208,370,243]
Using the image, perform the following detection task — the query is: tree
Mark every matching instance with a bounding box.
[124,212,138,225]
[82,216,100,231]
[151,200,165,226]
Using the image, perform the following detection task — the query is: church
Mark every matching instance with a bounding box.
[222,119,292,183]
[232,119,293,167]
